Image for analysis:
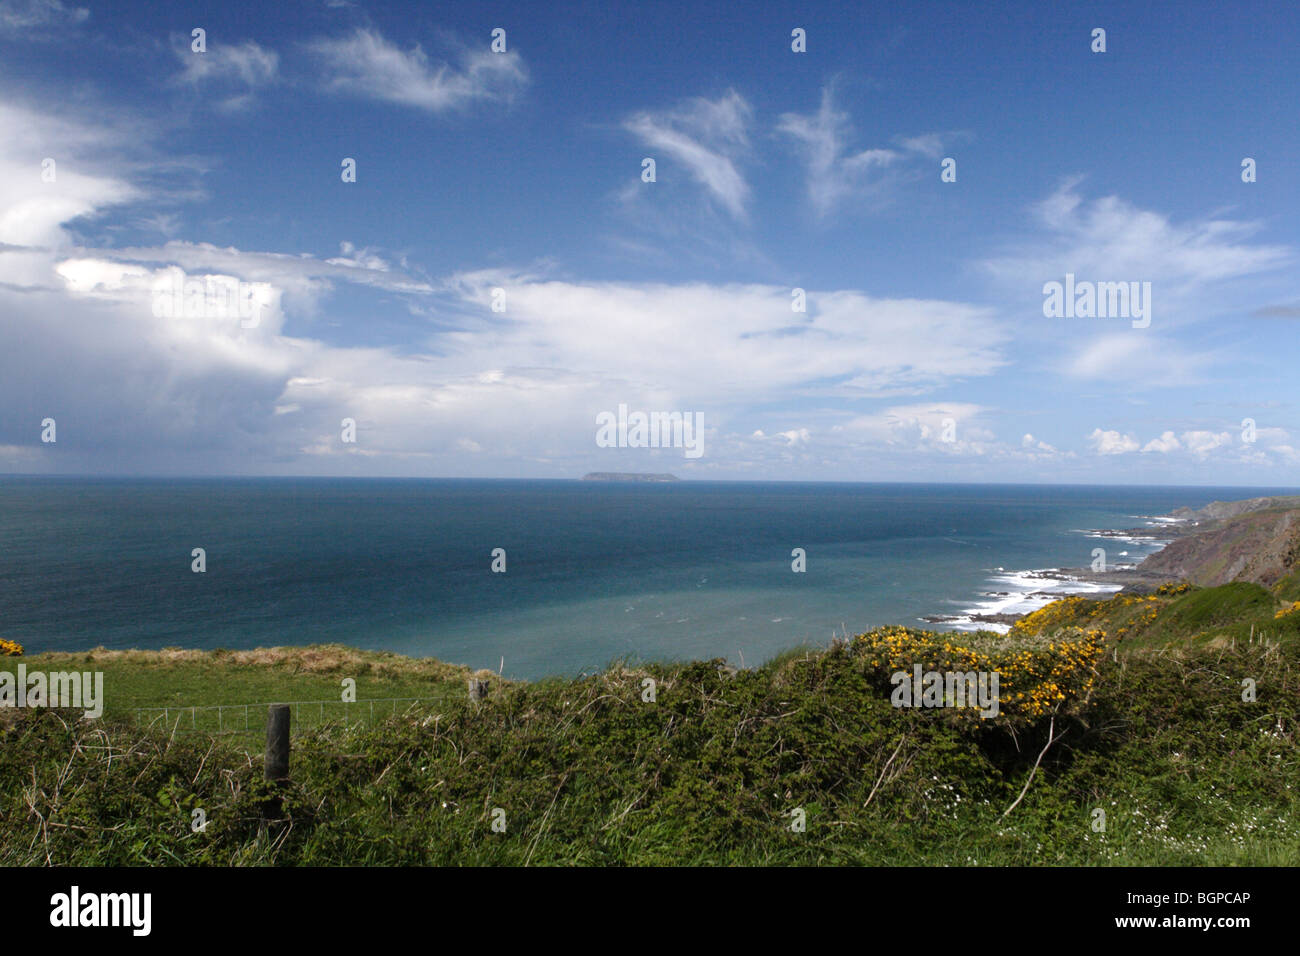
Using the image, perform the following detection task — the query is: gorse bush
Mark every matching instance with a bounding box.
[852,625,1105,721]
[0,638,23,657]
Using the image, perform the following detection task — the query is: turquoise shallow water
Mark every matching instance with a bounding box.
[1,478,1293,679]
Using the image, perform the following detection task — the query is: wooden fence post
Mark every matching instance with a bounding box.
[265,704,291,782]
[262,704,291,821]
[468,678,488,702]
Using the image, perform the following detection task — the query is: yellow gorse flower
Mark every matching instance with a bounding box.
[852,623,1104,721]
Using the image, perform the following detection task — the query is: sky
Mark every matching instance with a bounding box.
[1,0,1298,484]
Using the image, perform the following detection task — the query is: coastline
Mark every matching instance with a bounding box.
[923,510,1192,633]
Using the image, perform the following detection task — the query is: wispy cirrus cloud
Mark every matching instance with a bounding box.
[307,28,527,112]
[623,89,753,220]
[171,37,279,111]
[174,38,278,86]
[777,84,945,218]
[984,179,1292,301]
[0,0,86,33]
[1063,332,1215,387]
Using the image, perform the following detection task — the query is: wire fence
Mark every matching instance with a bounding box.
[130,696,453,736]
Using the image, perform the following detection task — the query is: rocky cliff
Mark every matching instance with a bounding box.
[1140,497,1300,587]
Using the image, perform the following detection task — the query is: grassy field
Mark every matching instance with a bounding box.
[2,580,1298,866]
[5,644,484,748]
[15,644,481,711]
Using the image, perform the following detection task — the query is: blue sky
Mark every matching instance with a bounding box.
[1,0,1298,483]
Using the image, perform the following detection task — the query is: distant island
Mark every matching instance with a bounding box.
[581,472,680,482]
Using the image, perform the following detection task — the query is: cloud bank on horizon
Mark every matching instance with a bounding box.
[1,0,1298,485]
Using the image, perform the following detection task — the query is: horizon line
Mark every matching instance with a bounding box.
[2,473,1299,493]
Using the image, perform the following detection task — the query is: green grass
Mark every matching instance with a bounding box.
[18,644,479,713]
[1127,582,1278,646]
[1156,580,1274,627]
[1273,568,1300,603]
[11,645,483,747]
[2,594,1297,866]
[1014,581,1300,649]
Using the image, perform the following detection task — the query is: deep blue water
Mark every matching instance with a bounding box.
[2,478,1294,679]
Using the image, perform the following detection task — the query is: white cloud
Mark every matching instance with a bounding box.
[623,90,752,220]
[439,271,1008,404]
[1142,431,1181,453]
[84,240,434,317]
[1181,430,1232,459]
[308,29,527,112]
[1088,428,1139,455]
[985,179,1292,313]
[0,98,455,471]
[839,403,990,454]
[0,101,139,251]
[1083,426,1281,463]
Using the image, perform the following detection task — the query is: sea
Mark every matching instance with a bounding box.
[2,478,1295,679]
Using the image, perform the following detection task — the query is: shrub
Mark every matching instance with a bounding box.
[851,625,1105,723]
